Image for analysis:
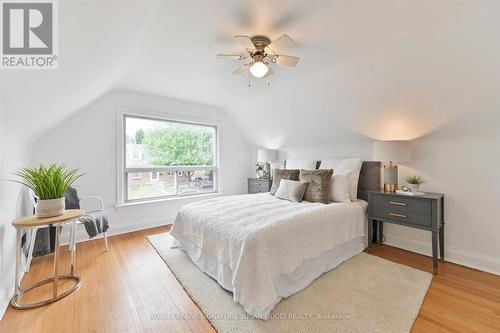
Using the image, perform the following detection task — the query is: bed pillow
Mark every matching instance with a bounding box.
[274,179,309,202]
[299,169,333,204]
[270,169,300,195]
[319,158,363,201]
[330,171,352,203]
[285,159,317,170]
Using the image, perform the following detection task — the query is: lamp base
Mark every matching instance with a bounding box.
[384,183,397,192]
[262,162,271,179]
[383,164,398,193]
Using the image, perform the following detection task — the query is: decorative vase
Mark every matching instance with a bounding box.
[256,170,264,179]
[35,197,65,218]
[409,184,420,193]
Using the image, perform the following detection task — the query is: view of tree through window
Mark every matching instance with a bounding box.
[124,115,217,201]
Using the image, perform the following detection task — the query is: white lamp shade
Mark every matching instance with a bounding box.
[257,149,277,162]
[373,140,412,163]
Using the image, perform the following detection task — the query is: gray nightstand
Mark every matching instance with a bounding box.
[367,190,444,274]
[247,178,273,194]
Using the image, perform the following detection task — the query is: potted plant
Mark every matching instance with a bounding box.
[404,175,425,193]
[13,164,84,217]
[255,163,264,178]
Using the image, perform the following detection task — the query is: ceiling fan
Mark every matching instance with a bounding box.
[217,34,299,79]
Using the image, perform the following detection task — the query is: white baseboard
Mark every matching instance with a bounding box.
[59,218,173,246]
[383,232,500,276]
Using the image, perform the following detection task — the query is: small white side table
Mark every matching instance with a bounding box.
[11,209,85,309]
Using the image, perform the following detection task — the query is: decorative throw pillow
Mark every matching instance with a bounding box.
[274,179,309,202]
[285,159,317,170]
[319,158,363,201]
[330,171,352,203]
[270,169,300,195]
[299,169,333,204]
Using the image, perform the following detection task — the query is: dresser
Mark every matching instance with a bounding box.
[247,178,273,194]
[367,190,444,273]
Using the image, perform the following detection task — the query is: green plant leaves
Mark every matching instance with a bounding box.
[13,164,84,200]
[405,175,425,185]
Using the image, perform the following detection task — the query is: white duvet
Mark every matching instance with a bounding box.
[170,193,367,318]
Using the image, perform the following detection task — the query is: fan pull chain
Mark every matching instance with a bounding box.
[266,80,270,87]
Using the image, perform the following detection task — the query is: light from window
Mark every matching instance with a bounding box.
[123,115,217,202]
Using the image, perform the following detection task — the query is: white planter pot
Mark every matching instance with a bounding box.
[36,197,65,218]
[409,184,420,193]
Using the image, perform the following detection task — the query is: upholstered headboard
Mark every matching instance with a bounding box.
[356,161,381,201]
[282,160,381,201]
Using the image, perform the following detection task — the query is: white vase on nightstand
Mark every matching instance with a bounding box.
[409,184,420,193]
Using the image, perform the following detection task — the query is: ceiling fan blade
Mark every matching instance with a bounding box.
[216,53,248,60]
[266,34,294,52]
[233,64,250,75]
[234,35,255,50]
[275,55,299,67]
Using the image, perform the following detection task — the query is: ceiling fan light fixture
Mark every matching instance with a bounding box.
[249,61,269,78]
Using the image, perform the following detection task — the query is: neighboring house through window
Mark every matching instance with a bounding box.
[150,171,159,181]
[119,112,218,203]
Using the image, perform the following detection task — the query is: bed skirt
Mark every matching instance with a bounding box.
[173,235,366,318]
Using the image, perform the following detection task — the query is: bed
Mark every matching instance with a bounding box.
[170,161,380,319]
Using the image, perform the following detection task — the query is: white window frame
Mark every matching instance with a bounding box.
[116,108,219,205]
[150,171,159,182]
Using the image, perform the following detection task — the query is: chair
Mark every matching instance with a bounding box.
[65,187,109,252]
[24,189,109,273]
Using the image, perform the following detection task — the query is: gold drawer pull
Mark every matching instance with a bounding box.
[390,213,407,218]
[389,201,407,206]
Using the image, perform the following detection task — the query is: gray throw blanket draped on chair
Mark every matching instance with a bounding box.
[33,188,109,256]
[65,188,109,238]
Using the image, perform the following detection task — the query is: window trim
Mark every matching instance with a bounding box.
[116,107,220,205]
[149,171,159,182]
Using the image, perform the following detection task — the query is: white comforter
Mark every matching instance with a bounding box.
[170,193,367,318]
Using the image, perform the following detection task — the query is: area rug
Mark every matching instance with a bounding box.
[148,233,432,333]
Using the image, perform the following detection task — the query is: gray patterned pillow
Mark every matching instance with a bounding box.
[270,169,300,195]
[299,169,333,204]
[274,179,309,202]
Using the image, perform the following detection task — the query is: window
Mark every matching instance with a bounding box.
[150,171,159,181]
[132,150,142,160]
[121,114,218,203]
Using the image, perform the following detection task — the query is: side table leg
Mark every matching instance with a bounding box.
[70,221,76,276]
[439,225,445,262]
[367,218,373,250]
[15,229,22,297]
[53,225,61,298]
[432,230,438,274]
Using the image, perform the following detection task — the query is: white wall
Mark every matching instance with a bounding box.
[270,109,500,275]
[0,122,32,318]
[32,90,253,243]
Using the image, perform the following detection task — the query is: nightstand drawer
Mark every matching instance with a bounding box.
[248,179,272,193]
[371,194,432,227]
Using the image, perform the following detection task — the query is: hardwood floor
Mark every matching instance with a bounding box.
[1,226,499,333]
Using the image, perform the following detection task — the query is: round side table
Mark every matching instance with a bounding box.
[11,209,85,309]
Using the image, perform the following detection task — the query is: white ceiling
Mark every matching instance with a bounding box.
[1,0,499,147]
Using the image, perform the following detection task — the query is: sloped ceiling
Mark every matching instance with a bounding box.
[1,0,499,147]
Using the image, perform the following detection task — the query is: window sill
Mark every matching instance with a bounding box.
[115,192,221,208]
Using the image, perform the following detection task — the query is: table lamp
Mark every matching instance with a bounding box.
[373,140,412,192]
[257,149,277,179]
